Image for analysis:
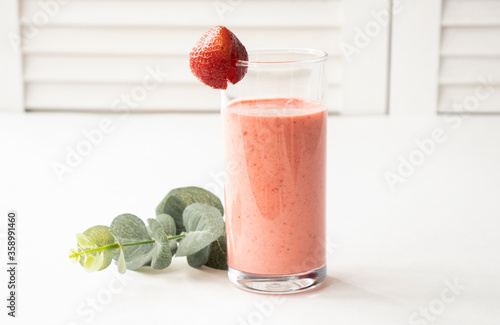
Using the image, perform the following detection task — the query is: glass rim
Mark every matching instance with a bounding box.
[236,48,328,67]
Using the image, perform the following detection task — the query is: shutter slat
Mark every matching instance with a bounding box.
[25,82,342,112]
[442,0,500,27]
[438,85,500,113]
[24,54,195,84]
[441,27,500,56]
[440,57,500,84]
[23,26,341,56]
[25,83,220,111]
[24,54,342,85]
[20,0,341,28]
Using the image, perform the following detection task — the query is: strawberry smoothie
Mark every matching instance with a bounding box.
[224,97,327,275]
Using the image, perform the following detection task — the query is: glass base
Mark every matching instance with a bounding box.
[228,265,326,294]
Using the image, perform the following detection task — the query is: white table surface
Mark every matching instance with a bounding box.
[0,112,499,325]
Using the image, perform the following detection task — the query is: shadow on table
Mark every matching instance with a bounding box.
[288,275,393,301]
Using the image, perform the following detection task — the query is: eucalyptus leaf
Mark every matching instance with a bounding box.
[156,187,224,235]
[117,250,127,274]
[176,203,225,257]
[169,240,178,256]
[108,231,128,274]
[110,214,153,270]
[83,252,105,273]
[147,218,173,270]
[205,233,228,270]
[156,213,176,236]
[155,213,178,255]
[78,226,115,271]
[76,233,96,250]
[187,246,210,268]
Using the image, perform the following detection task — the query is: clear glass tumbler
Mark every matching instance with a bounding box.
[222,49,328,294]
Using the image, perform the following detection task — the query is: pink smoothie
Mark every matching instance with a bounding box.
[224,98,327,275]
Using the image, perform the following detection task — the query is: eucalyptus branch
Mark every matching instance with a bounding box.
[69,186,227,273]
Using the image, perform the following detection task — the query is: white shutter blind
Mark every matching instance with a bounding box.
[20,0,349,113]
[390,0,500,114]
[0,1,23,111]
[439,0,500,113]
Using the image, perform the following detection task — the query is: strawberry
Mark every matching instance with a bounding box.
[189,26,248,90]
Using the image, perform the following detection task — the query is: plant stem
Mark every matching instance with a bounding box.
[167,234,186,240]
[122,240,155,247]
[70,235,185,259]
[69,243,119,258]
[70,240,156,258]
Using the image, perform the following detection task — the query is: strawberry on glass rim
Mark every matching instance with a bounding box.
[189,26,248,90]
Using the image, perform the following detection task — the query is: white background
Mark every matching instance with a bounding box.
[1,113,499,325]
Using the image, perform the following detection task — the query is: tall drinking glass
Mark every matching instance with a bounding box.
[222,49,328,294]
